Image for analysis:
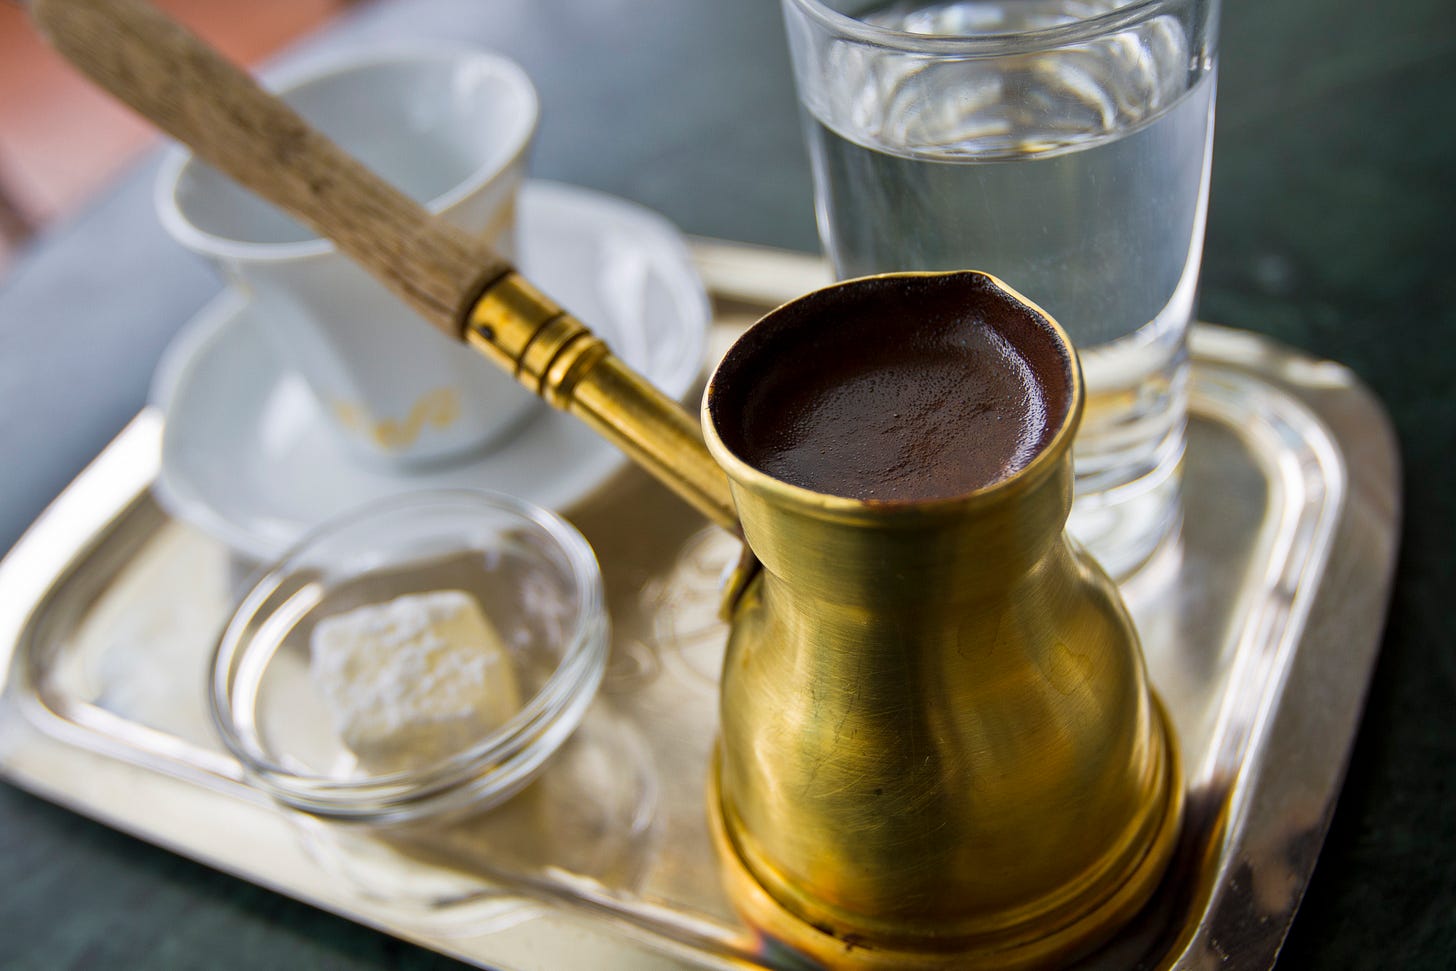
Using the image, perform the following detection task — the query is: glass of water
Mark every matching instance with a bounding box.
[781,0,1219,577]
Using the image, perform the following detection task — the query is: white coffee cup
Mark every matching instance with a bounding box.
[157,47,541,467]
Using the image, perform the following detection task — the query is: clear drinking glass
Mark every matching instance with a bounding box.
[781,0,1219,576]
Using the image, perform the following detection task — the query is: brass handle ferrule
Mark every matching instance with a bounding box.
[467,273,739,533]
[466,272,566,387]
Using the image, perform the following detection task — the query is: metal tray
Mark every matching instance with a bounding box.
[0,241,1400,970]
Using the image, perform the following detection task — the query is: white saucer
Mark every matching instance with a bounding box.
[151,181,710,561]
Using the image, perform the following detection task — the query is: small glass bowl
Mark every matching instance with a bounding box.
[209,490,608,825]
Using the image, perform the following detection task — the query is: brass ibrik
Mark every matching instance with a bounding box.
[702,273,1182,969]
[32,3,1182,966]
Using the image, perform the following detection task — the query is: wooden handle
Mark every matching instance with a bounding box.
[31,0,509,337]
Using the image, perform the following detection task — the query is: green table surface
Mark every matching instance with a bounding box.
[0,0,1452,968]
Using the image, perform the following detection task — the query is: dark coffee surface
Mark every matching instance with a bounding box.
[710,275,1071,502]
